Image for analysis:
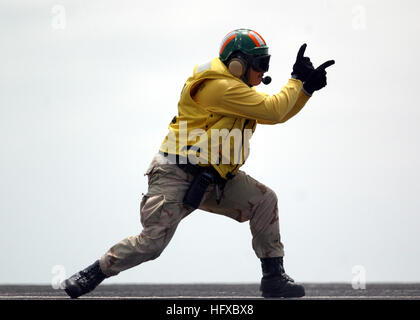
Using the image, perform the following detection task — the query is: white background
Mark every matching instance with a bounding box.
[0,0,419,285]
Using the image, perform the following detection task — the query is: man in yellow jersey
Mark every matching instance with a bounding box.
[63,29,334,298]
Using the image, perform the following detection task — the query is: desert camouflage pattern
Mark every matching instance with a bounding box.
[99,154,284,276]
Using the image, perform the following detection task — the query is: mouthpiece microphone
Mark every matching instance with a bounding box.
[262,76,272,85]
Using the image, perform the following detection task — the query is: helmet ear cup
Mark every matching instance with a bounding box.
[228,58,246,78]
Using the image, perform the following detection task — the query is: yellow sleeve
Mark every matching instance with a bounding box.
[197,78,304,124]
[275,90,311,123]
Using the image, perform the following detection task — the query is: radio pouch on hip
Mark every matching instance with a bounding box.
[183,170,214,209]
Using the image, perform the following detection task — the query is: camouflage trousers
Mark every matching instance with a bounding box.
[99,154,284,277]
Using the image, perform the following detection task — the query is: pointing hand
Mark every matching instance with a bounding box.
[303,59,335,94]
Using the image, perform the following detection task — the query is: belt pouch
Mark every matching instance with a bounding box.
[183,170,213,209]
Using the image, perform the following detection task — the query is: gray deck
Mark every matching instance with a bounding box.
[1,283,420,300]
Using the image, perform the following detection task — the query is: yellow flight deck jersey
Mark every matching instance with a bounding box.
[159,57,311,180]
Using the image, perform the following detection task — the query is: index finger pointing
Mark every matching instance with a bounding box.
[297,43,307,60]
[317,60,335,70]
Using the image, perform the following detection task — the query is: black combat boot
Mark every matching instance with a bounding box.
[63,260,108,299]
[260,257,305,298]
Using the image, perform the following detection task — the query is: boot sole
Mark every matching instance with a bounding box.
[260,279,305,298]
[262,288,305,298]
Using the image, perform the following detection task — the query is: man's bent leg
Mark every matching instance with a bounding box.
[100,161,195,276]
[64,161,194,298]
[199,170,304,298]
[199,170,284,258]
[100,198,193,276]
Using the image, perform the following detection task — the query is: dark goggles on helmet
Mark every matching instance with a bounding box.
[251,54,270,72]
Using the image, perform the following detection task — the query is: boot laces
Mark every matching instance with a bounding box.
[282,272,295,283]
[77,263,103,290]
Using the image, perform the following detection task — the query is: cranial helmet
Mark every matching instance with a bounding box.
[219,29,270,80]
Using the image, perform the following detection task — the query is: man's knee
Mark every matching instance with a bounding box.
[262,187,278,207]
[250,187,278,227]
[147,238,167,260]
[136,228,174,261]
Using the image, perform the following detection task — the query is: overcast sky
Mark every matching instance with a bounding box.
[1,0,419,286]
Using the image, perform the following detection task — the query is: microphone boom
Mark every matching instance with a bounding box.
[262,76,271,85]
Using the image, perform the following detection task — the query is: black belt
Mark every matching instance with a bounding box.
[158,151,229,183]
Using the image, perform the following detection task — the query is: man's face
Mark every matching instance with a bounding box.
[248,68,264,86]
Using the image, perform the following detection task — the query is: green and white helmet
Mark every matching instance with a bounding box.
[219,28,269,62]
